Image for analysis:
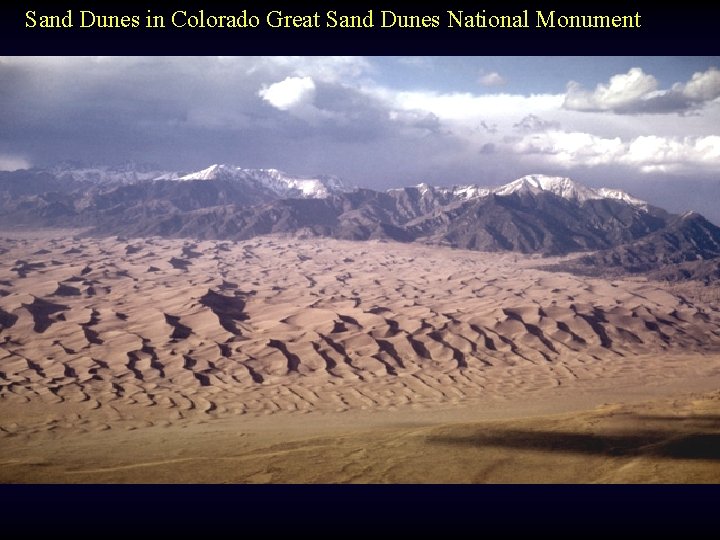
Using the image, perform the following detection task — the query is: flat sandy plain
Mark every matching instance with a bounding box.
[1,230,719,482]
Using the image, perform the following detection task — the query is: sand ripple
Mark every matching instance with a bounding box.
[2,231,720,434]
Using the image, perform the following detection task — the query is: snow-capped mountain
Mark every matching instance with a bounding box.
[416,183,491,200]
[494,174,601,201]
[391,183,491,201]
[176,164,347,199]
[495,174,647,207]
[45,163,644,209]
[6,164,720,277]
[419,174,646,208]
[44,162,348,199]
[48,162,178,183]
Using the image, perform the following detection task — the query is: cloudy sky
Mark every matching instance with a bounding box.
[1,56,719,195]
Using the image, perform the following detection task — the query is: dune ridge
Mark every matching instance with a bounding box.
[2,231,720,438]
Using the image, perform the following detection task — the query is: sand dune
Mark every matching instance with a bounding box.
[1,230,720,481]
[1,231,720,430]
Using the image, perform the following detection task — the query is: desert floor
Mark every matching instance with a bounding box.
[1,231,719,482]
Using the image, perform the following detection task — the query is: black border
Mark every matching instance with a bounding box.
[1,0,719,535]
[1,485,719,533]
[1,1,718,55]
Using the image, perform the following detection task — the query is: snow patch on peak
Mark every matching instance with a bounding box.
[595,187,647,207]
[51,163,176,183]
[398,183,489,200]
[178,164,231,181]
[494,175,599,202]
[406,174,647,209]
[495,174,647,207]
[175,164,347,199]
[450,185,491,199]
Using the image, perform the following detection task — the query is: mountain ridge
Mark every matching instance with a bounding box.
[1,164,718,281]
[26,162,647,207]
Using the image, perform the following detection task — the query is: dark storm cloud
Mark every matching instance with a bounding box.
[0,57,462,187]
[0,58,265,165]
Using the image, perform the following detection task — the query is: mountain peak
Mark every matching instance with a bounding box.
[178,163,229,181]
[397,175,646,208]
[494,174,646,207]
[175,164,347,199]
[496,174,594,200]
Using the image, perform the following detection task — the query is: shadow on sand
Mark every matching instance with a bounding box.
[426,415,720,461]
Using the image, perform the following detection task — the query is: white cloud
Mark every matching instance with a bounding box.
[261,56,371,83]
[564,67,720,114]
[387,110,441,133]
[378,89,562,122]
[479,72,506,87]
[259,76,316,110]
[0,154,31,171]
[513,114,560,132]
[512,131,624,166]
[675,67,720,102]
[366,81,720,176]
[564,67,658,112]
[624,135,720,173]
[511,131,720,173]
[396,57,433,68]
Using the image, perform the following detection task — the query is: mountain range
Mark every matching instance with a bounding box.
[1,163,719,281]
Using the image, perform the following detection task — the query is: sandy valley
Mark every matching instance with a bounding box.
[1,230,720,482]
